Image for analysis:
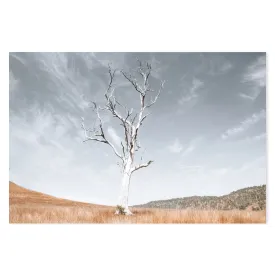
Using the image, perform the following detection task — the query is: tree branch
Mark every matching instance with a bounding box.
[140,112,150,125]
[136,59,152,91]
[130,160,154,174]
[81,60,164,170]
[104,72,132,128]
[120,70,144,95]
[145,80,165,108]
[81,109,123,161]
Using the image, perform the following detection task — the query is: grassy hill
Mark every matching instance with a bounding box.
[134,185,266,211]
[9,182,266,223]
[9,181,106,208]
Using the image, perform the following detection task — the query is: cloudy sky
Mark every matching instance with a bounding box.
[9,52,266,205]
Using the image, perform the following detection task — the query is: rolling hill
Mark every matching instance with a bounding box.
[134,185,266,211]
[9,181,105,208]
[9,182,266,223]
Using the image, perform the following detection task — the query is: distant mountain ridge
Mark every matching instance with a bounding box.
[134,185,266,211]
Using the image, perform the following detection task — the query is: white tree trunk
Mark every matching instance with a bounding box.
[116,159,133,215]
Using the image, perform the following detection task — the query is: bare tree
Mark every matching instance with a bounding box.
[82,59,165,215]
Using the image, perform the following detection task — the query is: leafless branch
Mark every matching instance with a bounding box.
[140,112,150,125]
[120,70,144,95]
[145,80,165,108]
[81,108,123,161]
[82,60,164,173]
[130,160,154,174]
[136,58,152,90]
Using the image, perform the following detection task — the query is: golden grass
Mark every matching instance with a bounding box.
[9,182,266,224]
[10,205,266,224]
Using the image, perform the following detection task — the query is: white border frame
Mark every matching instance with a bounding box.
[2,1,274,274]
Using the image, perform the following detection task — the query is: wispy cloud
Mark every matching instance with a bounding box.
[167,138,183,153]
[240,55,266,101]
[148,54,169,80]
[239,87,262,101]
[182,144,195,156]
[221,110,266,140]
[197,54,233,76]
[241,133,266,144]
[239,156,266,171]
[10,105,57,151]
[34,53,92,113]
[10,52,27,66]
[181,137,203,157]
[107,126,121,147]
[243,55,266,87]
[168,136,202,156]
[9,71,19,100]
[92,52,126,69]
[178,77,204,105]
[218,61,233,74]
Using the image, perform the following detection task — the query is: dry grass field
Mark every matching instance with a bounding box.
[9,182,266,224]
